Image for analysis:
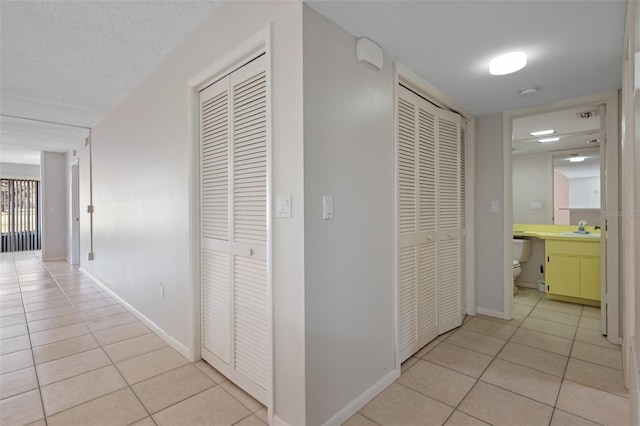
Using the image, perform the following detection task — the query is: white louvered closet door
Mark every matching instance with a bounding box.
[436,110,463,334]
[200,54,268,405]
[397,84,465,362]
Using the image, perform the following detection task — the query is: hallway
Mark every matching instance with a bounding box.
[0,252,630,425]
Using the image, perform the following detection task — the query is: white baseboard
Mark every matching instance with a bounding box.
[79,268,192,360]
[273,415,292,426]
[43,256,66,262]
[322,369,400,426]
[477,307,506,319]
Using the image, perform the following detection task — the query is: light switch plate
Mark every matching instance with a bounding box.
[323,196,334,220]
[276,196,291,218]
[491,201,500,213]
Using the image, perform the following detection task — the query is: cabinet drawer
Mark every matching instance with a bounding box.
[546,240,600,257]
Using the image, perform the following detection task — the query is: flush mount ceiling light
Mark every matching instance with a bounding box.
[530,129,555,137]
[538,137,560,143]
[569,157,586,162]
[489,52,527,75]
[519,86,539,97]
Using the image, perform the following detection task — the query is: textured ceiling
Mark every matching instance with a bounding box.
[0,0,219,164]
[307,0,626,116]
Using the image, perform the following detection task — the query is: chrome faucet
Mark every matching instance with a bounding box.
[575,219,590,234]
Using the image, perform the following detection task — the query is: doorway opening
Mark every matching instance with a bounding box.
[71,161,80,266]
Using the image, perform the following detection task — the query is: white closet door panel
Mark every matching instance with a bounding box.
[418,103,437,233]
[399,246,417,358]
[397,87,417,238]
[202,249,231,364]
[438,238,461,333]
[201,79,230,242]
[437,113,460,232]
[234,256,268,390]
[460,124,467,230]
[417,241,437,343]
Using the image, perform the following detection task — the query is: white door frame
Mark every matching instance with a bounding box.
[502,91,620,344]
[71,160,80,266]
[186,26,273,421]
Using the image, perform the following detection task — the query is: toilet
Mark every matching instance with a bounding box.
[513,238,531,295]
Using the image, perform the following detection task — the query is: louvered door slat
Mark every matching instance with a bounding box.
[399,246,417,355]
[437,117,459,231]
[418,107,436,232]
[202,249,230,363]
[438,239,460,333]
[418,242,437,341]
[398,96,417,237]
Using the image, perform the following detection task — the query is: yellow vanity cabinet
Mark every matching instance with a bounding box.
[545,239,600,304]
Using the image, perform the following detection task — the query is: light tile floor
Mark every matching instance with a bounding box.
[0,252,267,426]
[1,252,630,426]
[349,288,630,426]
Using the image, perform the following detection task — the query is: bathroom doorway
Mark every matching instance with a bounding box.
[504,91,619,343]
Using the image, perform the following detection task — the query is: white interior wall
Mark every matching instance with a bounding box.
[569,176,601,208]
[512,152,550,224]
[65,151,79,264]
[302,6,395,425]
[0,162,40,179]
[41,152,67,260]
[475,114,505,315]
[71,3,306,424]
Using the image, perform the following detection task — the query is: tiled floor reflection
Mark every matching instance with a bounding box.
[0,251,266,426]
[350,288,630,426]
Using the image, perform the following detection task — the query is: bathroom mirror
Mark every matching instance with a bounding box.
[552,149,601,225]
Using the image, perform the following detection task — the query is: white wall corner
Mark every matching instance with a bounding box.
[476,307,506,320]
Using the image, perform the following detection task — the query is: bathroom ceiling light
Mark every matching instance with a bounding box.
[489,52,527,75]
[530,129,555,137]
[569,157,585,162]
[538,137,560,143]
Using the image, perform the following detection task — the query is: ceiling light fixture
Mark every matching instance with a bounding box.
[530,129,555,137]
[519,86,539,96]
[538,137,560,143]
[489,52,527,75]
[569,157,585,162]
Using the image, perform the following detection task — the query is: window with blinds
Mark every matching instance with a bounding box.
[1,179,41,252]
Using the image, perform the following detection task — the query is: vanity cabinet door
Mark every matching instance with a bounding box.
[580,257,601,301]
[546,255,580,298]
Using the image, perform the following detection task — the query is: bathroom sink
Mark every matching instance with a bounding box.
[556,233,600,238]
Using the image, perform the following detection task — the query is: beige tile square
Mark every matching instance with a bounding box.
[564,358,627,397]
[536,298,583,315]
[556,380,630,425]
[574,327,620,350]
[513,295,539,308]
[67,291,109,304]
[24,298,71,313]
[74,298,116,312]
[581,306,601,319]
[152,386,250,426]
[235,415,267,426]
[30,322,90,347]
[513,303,534,316]
[578,316,601,331]
[63,286,104,298]
[344,414,378,426]
[93,322,152,346]
[462,317,517,340]
[530,307,580,326]
[570,341,622,370]
[26,419,47,426]
[444,411,490,426]
[0,314,26,328]
[401,356,419,373]
[36,347,111,385]
[78,303,126,321]
[28,313,83,333]
[521,316,577,339]
[26,305,77,322]
[46,387,147,426]
[40,365,127,416]
[424,342,493,378]
[116,346,190,384]
[255,407,268,424]
[1,322,28,339]
[415,338,441,358]
[129,417,157,426]
[132,363,214,413]
[194,360,227,384]
[480,359,561,405]
[0,366,39,399]
[85,312,138,332]
[459,381,553,426]
[0,334,31,355]
[510,328,573,356]
[32,334,99,365]
[497,341,567,378]
[0,389,44,425]
[21,292,66,305]
[550,409,599,425]
[0,348,34,375]
[397,359,476,407]
[220,379,264,412]
[445,329,506,357]
[0,298,23,309]
[361,383,452,426]
[103,332,167,363]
